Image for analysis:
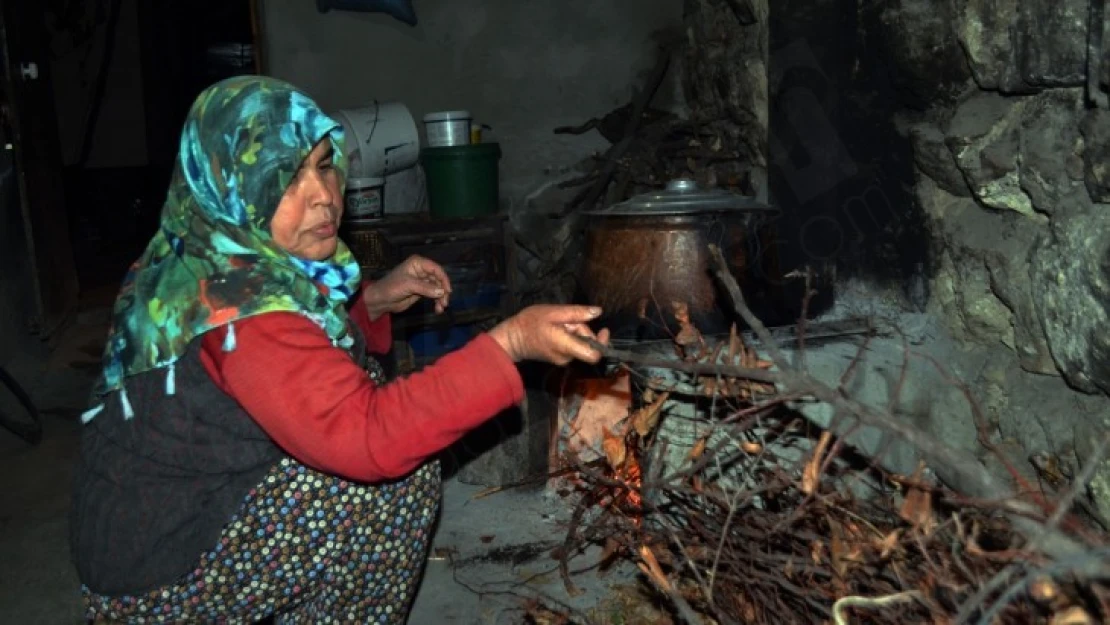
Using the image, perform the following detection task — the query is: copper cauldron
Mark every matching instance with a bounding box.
[578,179,781,341]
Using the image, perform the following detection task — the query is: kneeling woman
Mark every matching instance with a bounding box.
[70,75,607,623]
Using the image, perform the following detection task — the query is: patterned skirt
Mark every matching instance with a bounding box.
[83,456,442,624]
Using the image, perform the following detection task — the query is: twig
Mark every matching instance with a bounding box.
[553,118,603,136]
[832,590,924,625]
[568,45,673,213]
[708,246,788,367]
[556,172,597,189]
[638,556,706,625]
[709,477,747,602]
[971,547,1110,625]
[957,434,1110,623]
[705,244,1110,579]
[909,347,1054,519]
[586,340,777,384]
[558,490,597,597]
[447,552,601,625]
[795,266,815,371]
[839,332,876,389]
[888,330,911,414]
[1036,433,1110,547]
[552,246,1108,623]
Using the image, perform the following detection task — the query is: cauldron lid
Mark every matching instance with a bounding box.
[583,178,775,216]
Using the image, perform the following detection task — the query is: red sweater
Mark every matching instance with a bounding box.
[198,294,524,483]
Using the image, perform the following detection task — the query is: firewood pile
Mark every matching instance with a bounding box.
[551,7,766,217]
[552,92,761,215]
[531,247,1110,625]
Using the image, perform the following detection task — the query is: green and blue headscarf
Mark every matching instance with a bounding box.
[83,75,362,423]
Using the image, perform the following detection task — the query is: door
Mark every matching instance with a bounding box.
[0,1,79,339]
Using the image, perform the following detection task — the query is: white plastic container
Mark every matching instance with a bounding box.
[383,165,427,215]
[344,177,385,220]
[333,102,420,179]
[423,110,472,147]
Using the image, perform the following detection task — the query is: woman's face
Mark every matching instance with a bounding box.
[270,139,343,261]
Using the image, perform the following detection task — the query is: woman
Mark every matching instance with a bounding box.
[71,75,608,623]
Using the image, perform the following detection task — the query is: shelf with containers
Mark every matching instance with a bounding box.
[341,213,516,370]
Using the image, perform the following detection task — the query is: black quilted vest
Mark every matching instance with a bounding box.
[70,322,371,595]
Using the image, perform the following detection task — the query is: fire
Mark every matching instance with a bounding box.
[556,370,632,465]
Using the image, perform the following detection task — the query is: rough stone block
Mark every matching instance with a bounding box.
[1080,108,1110,203]
[1018,0,1088,87]
[945,93,1040,219]
[983,252,1057,375]
[956,0,1088,91]
[1018,90,1091,216]
[1031,213,1110,394]
[878,0,972,106]
[956,0,1026,92]
[911,124,970,197]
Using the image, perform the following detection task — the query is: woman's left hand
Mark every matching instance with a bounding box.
[362,255,452,320]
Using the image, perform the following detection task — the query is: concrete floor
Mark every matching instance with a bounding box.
[0,311,640,624]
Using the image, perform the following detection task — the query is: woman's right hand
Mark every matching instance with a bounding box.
[488,305,610,365]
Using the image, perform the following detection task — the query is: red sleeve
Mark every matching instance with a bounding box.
[200,312,525,482]
[349,281,392,354]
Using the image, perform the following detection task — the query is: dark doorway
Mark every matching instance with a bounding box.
[1,0,80,339]
[54,0,262,298]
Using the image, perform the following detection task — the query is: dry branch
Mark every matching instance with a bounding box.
[706,244,1108,578]
[538,243,1110,624]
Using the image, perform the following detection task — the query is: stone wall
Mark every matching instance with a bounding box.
[879,0,1110,391]
[769,0,1110,514]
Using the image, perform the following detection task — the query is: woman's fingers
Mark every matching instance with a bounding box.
[553,324,605,363]
[408,256,451,309]
[404,276,446,300]
[545,305,603,324]
[559,329,603,363]
[490,305,610,365]
[408,256,452,294]
[562,322,597,339]
[546,307,607,363]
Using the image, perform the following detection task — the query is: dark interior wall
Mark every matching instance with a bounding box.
[768,0,928,304]
[0,129,39,364]
[260,0,684,202]
[54,0,257,292]
[48,0,147,169]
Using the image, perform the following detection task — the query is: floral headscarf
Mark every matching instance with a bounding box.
[83,75,362,422]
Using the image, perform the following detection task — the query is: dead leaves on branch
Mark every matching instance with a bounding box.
[897,462,937,536]
[801,430,833,496]
[632,390,670,437]
[599,312,776,490]
[602,426,628,470]
[637,545,674,594]
[670,301,704,355]
[696,321,776,398]
[555,303,1108,624]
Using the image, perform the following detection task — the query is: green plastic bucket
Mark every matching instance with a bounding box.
[421,143,502,219]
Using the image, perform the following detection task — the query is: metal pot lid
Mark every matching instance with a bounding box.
[583,178,774,216]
